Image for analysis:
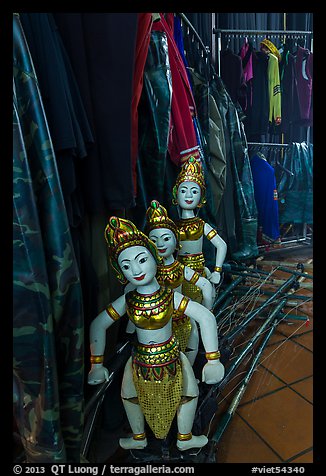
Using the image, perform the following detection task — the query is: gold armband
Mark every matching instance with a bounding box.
[205,350,221,361]
[214,266,223,273]
[178,295,190,315]
[90,355,104,364]
[106,303,120,321]
[133,432,146,441]
[188,271,200,285]
[177,432,192,441]
[207,229,218,241]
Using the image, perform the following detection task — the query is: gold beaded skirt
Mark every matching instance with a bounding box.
[178,253,205,303]
[172,315,192,353]
[132,335,183,439]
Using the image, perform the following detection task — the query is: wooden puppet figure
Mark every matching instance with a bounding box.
[145,199,215,365]
[88,217,224,451]
[172,156,227,302]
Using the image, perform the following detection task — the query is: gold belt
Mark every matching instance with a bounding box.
[133,334,180,367]
[178,253,205,274]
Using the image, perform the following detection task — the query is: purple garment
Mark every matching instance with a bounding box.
[295,46,313,125]
[239,40,253,82]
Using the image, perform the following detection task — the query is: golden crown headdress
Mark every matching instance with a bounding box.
[145,200,179,239]
[172,156,206,206]
[105,216,162,283]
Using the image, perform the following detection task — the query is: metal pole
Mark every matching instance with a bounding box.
[220,299,286,389]
[233,286,311,302]
[212,275,245,311]
[257,260,313,269]
[204,308,281,462]
[217,29,221,76]
[213,28,312,36]
[221,275,296,344]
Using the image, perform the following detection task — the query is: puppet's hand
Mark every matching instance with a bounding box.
[209,271,221,285]
[202,359,225,384]
[88,365,109,385]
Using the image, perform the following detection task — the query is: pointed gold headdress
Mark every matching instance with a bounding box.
[105,216,162,283]
[145,200,179,240]
[172,156,206,206]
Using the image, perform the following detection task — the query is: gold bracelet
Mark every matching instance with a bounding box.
[133,432,146,441]
[106,303,120,321]
[214,266,223,273]
[205,350,221,361]
[177,432,192,441]
[207,229,218,241]
[90,355,104,364]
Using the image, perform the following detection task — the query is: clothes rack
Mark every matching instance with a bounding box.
[248,142,289,148]
[213,28,313,76]
[177,13,210,58]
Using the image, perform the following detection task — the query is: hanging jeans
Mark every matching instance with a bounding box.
[13,14,84,463]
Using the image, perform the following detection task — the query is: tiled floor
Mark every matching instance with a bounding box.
[212,246,313,463]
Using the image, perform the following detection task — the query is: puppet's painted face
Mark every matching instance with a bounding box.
[118,246,157,286]
[149,228,177,259]
[177,181,201,209]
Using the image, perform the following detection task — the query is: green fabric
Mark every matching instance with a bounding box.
[277,142,313,224]
[131,31,172,231]
[210,74,258,258]
[13,14,84,462]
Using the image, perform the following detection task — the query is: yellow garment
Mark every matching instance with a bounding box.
[268,53,281,123]
[125,287,174,330]
[176,217,205,241]
[156,260,195,352]
[172,316,192,353]
[177,253,205,302]
[132,335,183,439]
[175,217,205,302]
[156,260,185,289]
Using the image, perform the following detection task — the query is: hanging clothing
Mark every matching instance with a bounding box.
[220,48,247,111]
[243,50,270,140]
[19,12,103,359]
[209,72,237,255]
[13,14,84,463]
[152,13,201,166]
[277,142,313,224]
[267,52,282,124]
[239,39,254,83]
[53,13,139,212]
[172,14,193,88]
[278,43,301,134]
[250,153,280,241]
[294,46,313,126]
[131,13,153,196]
[19,13,94,157]
[130,29,173,231]
[19,13,94,231]
[210,72,258,260]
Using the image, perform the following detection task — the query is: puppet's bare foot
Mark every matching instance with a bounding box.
[119,436,148,450]
[177,434,208,451]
